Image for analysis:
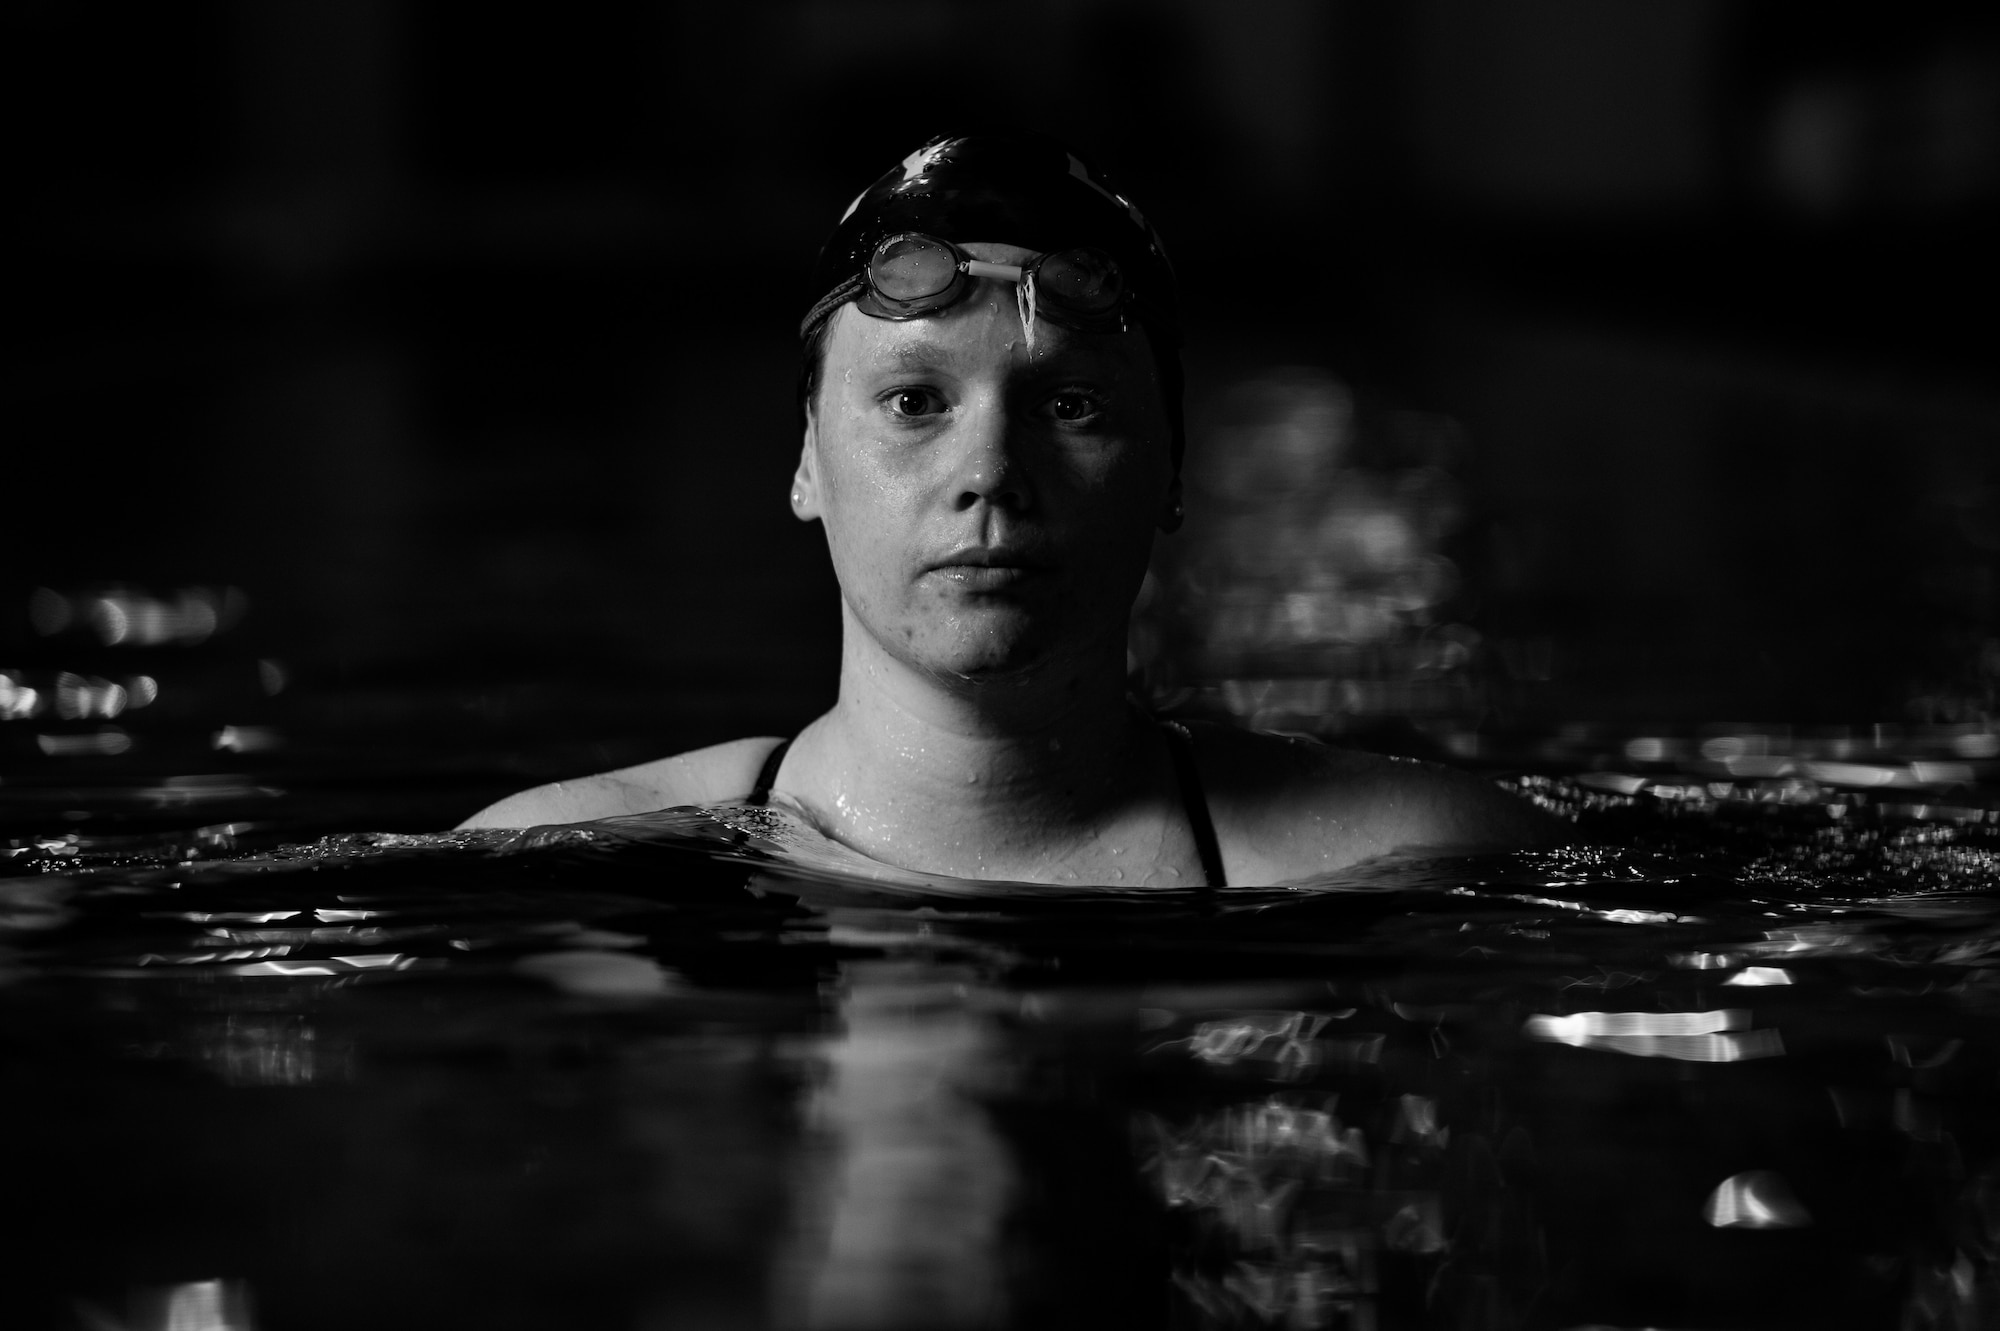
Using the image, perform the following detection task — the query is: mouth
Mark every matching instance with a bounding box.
[930,565,1042,591]
[925,547,1054,590]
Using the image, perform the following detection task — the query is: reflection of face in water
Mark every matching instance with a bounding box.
[796,243,1176,686]
[774,954,1017,1329]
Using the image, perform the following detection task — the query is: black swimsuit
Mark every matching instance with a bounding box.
[745,720,1228,888]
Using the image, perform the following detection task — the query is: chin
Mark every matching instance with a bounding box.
[924,639,1048,684]
[902,617,1056,682]
[921,615,1125,688]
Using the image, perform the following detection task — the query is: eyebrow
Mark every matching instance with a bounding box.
[871,339,1115,376]
[878,343,957,373]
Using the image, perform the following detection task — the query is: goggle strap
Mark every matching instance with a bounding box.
[799,274,868,340]
[962,259,1024,283]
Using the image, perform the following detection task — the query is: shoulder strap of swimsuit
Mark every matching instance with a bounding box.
[747,737,793,805]
[1161,720,1227,888]
[750,728,1224,882]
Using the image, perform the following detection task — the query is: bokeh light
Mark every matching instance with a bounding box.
[1141,368,1486,733]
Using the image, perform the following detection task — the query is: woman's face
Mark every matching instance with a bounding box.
[796,242,1177,686]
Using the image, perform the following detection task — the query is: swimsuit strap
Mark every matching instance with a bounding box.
[747,737,793,805]
[1161,720,1228,889]
[746,726,1227,886]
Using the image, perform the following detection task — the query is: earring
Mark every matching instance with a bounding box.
[791,489,803,507]
[1161,497,1185,532]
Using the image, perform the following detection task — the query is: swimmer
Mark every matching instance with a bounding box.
[461,131,1561,883]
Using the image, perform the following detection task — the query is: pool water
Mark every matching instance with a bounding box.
[5,762,2000,1331]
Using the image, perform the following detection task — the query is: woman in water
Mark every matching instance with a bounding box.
[462,131,1557,884]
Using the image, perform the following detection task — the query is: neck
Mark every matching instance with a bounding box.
[794,607,1158,874]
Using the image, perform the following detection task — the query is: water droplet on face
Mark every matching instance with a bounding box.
[1107,868,1124,881]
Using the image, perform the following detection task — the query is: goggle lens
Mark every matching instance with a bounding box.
[859,234,1129,331]
[1034,248,1122,316]
[870,236,961,304]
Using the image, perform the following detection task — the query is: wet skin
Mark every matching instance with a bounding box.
[792,243,1178,699]
[759,244,1205,879]
[461,245,1565,881]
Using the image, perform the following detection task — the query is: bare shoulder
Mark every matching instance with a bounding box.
[455,737,785,830]
[1184,721,1567,882]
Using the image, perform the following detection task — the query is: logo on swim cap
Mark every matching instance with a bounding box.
[838,137,964,222]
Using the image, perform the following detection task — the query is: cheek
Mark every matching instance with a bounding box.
[815,444,916,587]
[818,448,895,532]
[1083,442,1170,522]
[819,411,935,522]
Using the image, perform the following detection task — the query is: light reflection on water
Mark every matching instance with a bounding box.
[6,501,2000,1326]
[74,1279,256,1331]
[2,786,2000,1328]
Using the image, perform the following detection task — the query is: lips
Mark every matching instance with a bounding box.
[925,545,1054,590]
[932,565,1041,590]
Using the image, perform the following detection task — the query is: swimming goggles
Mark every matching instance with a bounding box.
[812,233,1131,335]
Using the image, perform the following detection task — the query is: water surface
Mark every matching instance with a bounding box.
[6,766,2000,1330]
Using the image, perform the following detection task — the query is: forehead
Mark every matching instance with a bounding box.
[825,308,1119,375]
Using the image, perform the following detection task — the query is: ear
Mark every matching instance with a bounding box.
[790,417,823,522]
[1157,471,1184,534]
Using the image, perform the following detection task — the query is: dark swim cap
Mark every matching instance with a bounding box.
[801,131,1180,345]
[799,130,1185,461]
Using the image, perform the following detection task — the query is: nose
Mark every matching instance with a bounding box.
[948,394,1032,514]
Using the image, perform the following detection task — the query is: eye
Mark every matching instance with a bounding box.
[883,387,946,419]
[1048,390,1103,423]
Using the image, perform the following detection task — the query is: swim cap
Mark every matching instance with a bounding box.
[800,130,1184,460]
[802,131,1179,345]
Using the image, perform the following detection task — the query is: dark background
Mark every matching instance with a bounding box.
[7,0,2000,822]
